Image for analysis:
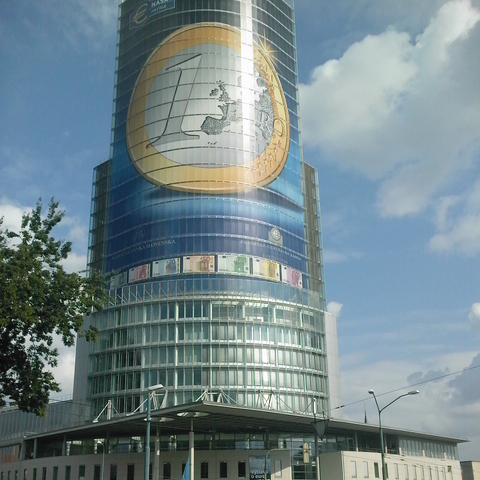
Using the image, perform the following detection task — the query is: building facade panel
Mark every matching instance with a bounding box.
[85,0,330,419]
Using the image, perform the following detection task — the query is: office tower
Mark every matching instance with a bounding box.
[80,0,341,419]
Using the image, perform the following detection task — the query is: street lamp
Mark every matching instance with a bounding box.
[145,384,164,480]
[96,440,106,480]
[264,448,283,480]
[368,390,419,480]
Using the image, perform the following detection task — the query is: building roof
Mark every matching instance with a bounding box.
[22,400,467,445]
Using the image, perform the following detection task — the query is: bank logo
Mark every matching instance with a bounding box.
[269,226,283,245]
[126,24,290,193]
[129,0,175,29]
[130,2,149,28]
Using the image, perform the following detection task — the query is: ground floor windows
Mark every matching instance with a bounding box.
[238,461,246,478]
[94,466,100,480]
[220,461,228,478]
[110,465,116,480]
[163,463,171,480]
[274,460,282,478]
[127,465,134,480]
[201,462,208,479]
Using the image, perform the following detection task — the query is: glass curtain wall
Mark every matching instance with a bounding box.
[86,0,328,418]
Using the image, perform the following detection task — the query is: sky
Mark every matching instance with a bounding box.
[1,0,479,461]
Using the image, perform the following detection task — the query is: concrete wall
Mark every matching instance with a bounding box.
[0,449,291,480]
[324,312,342,419]
[319,451,343,480]
[461,462,480,480]
[72,316,91,412]
[339,450,462,480]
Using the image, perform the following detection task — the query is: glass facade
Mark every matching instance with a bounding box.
[86,0,328,417]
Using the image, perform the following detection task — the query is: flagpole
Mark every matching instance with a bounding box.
[190,417,194,480]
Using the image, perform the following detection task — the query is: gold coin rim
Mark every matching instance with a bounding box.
[126,23,290,193]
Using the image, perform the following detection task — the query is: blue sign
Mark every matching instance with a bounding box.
[129,0,175,29]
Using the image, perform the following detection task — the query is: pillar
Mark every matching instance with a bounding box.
[189,418,194,480]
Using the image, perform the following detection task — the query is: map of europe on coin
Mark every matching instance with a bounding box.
[126,24,290,193]
[145,43,274,166]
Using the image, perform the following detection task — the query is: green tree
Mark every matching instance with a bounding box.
[0,199,105,416]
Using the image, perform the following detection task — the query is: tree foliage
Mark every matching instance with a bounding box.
[0,199,105,416]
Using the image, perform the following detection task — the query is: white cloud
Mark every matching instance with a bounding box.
[429,179,480,254]
[76,0,118,30]
[301,28,418,178]
[433,195,461,231]
[327,301,343,319]
[323,250,349,264]
[300,0,480,252]
[468,303,480,334]
[429,213,480,254]
[62,215,89,251]
[1,197,88,271]
[323,249,363,264]
[61,252,88,274]
[447,353,480,405]
[49,337,77,398]
[321,211,352,239]
[407,368,450,384]
[340,350,480,459]
[338,305,480,459]
[0,147,40,188]
[42,0,117,46]
[0,197,30,232]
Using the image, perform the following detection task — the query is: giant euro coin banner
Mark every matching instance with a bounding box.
[126,23,290,193]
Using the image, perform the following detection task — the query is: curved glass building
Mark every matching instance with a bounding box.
[84,0,338,419]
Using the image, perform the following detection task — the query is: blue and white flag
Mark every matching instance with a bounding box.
[182,456,190,480]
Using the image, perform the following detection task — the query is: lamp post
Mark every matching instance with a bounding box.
[145,384,164,480]
[264,448,283,480]
[312,402,328,480]
[368,390,419,480]
[96,440,106,480]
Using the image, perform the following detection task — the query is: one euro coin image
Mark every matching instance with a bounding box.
[126,23,290,193]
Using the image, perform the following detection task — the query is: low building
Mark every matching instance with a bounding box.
[0,400,464,480]
[461,462,480,480]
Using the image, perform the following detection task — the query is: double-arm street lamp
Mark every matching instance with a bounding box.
[368,390,419,480]
[145,384,164,480]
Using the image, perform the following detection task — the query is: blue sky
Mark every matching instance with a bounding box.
[1,0,479,460]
